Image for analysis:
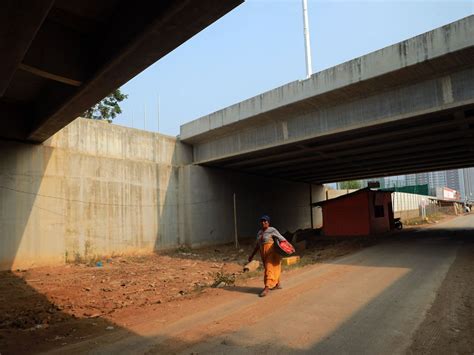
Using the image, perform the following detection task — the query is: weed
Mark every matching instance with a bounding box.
[211,271,236,287]
[176,244,192,254]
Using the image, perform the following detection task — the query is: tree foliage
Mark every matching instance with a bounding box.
[339,180,362,189]
[83,89,128,122]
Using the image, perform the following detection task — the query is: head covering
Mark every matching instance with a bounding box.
[260,214,270,222]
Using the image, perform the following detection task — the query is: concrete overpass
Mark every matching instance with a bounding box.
[180,15,474,184]
[0,0,242,143]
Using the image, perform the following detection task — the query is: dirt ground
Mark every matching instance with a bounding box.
[0,236,374,354]
[407,234,474,354]
[0,213,469,354]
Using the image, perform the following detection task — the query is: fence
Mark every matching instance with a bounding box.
[392,192,461,221]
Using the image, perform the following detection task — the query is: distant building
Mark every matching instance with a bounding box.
[446,169,461,192]
[339,168,474,201]
[405,172,428,186]
[399,169,467,198]
[459,168,474,201]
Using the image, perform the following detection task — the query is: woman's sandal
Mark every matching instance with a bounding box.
[259,287,269,297]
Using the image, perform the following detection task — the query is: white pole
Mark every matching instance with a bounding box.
[144,103,146,130]
[131,111,134,129]
[233,193,239,248]
[302,0,313,79]
[157,94,160,133]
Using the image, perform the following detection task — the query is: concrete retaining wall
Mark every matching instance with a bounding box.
[0,119,189,270]
[180,165,323,247]
[0,119,317,270]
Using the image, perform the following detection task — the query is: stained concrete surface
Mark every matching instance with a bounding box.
[181,15,474,142]
[0,118,318,270]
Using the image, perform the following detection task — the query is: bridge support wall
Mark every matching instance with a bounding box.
[0,119,319,270]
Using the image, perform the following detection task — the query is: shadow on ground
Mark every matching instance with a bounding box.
[0,271,138,354]
[147,230,474,354]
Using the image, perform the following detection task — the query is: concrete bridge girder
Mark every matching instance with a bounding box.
[181,16,474,184]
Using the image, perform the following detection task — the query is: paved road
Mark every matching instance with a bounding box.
[51,215,472,355]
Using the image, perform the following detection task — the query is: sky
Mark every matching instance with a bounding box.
[112,0,474,137]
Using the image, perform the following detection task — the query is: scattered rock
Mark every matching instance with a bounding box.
[105,326,114,331]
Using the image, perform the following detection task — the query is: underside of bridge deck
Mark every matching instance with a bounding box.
[0,0,242,143]
[202,105,474,184]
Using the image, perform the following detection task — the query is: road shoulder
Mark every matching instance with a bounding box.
[407,237,474,354]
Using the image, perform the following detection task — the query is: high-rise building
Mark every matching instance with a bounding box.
[402,168,474,200]
[429,171,447,189]
[405,172,429,186]
[445,169,461,192]
[460,168,474,201]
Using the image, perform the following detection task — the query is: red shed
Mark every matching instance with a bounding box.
[313,188,394,237]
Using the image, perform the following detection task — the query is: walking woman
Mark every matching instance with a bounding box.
[248,215,287,297]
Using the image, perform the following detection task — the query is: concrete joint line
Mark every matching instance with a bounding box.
[282,121,289,141]
[441,76,454,104]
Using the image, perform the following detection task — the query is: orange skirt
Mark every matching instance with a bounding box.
[259,242,282,288]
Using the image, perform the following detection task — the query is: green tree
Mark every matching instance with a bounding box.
[339,180,362,189]
[83,89,128,122]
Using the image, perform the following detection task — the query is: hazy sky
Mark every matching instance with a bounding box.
[113,0,474,136]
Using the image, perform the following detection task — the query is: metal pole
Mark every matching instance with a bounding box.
[233,193,239,248]
[302,0,313,79]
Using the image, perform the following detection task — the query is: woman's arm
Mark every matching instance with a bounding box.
[271,227,287,241]
[248,242,259,262]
